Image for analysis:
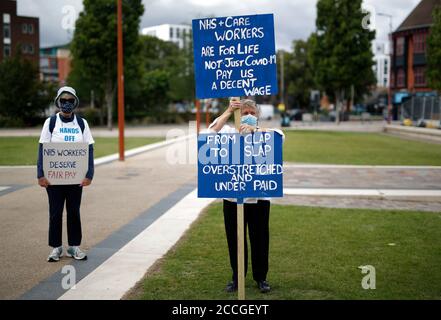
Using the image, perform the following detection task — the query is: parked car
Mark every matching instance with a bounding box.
[353,104,366,114]
[288,109,303,121]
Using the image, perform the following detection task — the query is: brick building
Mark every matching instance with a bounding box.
[0,0,39,65]
[390,0,440,98]
[40,44,72,84]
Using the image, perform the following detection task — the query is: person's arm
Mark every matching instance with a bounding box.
[37,143,44,179]
[80,121,94,187]
[37,119,51,188]
[85,144,94,180]
[209,100,241,133]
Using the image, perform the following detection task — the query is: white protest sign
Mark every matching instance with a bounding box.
[43,143,89,185]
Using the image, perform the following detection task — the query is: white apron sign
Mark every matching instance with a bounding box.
[43,143,88,185]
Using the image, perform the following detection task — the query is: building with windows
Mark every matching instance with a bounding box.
[390,0,439,97]
[141,24,191,49]
[0,0,39,65]
[40,44,72,84]
[373,43,391,88]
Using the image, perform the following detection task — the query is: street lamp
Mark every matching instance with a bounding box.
[377,12,393,124]
[117,0,125,161]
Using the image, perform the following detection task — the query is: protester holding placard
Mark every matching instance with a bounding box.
[37,86,94,262]
[207,99,284,293]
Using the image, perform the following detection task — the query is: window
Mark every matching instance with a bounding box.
[40,58,49,68]
[413,33,427,54]
[390,71,395,88]
[28,24,34,34]
[49,58,58,69]
[3,44,11,57]
[22,23,27,34]
[396,37,405,56]
[3,24,10,39]
[176,28,180,38]
[414,67,426,86]
[21,44,34,54]
[3,14,10,24]
[397,68,405,87]
[169,27,173,39]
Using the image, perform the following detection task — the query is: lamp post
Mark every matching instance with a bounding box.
[117,0,125,161]
[377,12,393,124]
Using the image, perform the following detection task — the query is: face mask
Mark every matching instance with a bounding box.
[241,114,258,127]
[60,101,75,114]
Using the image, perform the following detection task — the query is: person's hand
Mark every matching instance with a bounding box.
[240,124,256,134]
[228,99,241,114]
[38,177,50,188]
[80,178,92,187]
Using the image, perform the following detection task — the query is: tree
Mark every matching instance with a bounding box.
[283,39,316,110]
[310,0,376,123]
[134,34,194,115]
[427,5,441,92]
[70,0,144,129]
[0,55,55,125]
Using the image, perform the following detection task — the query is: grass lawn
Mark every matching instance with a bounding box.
[283,131,441,165]
[0,137,163,165]
[127,203,441,300]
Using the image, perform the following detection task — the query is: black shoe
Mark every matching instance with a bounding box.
[225,281,237,293]
[257,280,271,293]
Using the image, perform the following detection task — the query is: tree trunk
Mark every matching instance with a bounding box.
[99,103,104,126]
[105,79,114,130]
[335,90,340,125]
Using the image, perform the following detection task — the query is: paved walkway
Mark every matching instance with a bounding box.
[279,163,441,212]
[274,195,441,212]
[284,164,441,190]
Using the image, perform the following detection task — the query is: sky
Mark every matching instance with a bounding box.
[17,0,421,52]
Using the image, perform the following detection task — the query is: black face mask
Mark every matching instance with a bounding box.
[59,100,76,113]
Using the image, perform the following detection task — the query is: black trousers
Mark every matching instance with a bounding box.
[223,199,270,283]
[46,185,83,248]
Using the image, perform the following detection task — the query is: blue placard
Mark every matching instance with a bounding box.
[198,132,283,199]
[192,14,278,99]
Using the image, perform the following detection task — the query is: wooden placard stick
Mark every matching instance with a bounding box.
[231,96,245,300]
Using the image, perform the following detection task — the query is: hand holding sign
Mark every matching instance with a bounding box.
[228,99,242,114]
[239,124,256,134]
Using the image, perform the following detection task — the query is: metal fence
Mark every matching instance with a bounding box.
[401,95,441,122]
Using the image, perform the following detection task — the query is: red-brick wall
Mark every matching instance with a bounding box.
[0,0,39,66]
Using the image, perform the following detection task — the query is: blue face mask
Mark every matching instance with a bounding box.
[60,101,75,114]
[241,114,258,127]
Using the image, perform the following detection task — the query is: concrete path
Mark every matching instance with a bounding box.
[283,164,441,190]
[58,189,214,300]
[277,163,441,212]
